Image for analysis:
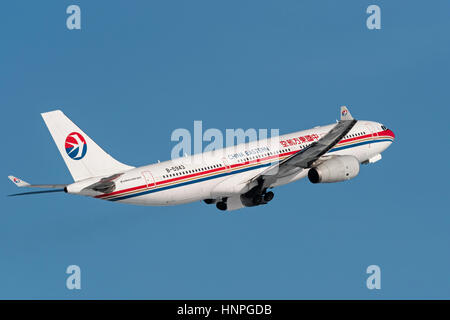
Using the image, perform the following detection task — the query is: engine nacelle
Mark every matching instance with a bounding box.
[308,156,360,183]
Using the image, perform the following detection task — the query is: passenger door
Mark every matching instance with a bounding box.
[141,171,156,189]
[367,123,379,149]
[222,157,231,172]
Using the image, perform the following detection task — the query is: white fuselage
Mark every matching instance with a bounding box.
[84,120,394,205]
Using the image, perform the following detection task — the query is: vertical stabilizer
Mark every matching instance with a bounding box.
[41,110,134,181]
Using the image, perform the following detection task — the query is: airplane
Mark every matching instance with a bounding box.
[8,106,395,211]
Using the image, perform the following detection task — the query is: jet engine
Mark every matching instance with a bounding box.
[308,156,360,183]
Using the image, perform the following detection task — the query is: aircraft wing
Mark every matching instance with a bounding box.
[250,106,357,188]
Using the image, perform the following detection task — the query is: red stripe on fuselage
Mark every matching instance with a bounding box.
[95,152,295,199]
[96,130,389,199]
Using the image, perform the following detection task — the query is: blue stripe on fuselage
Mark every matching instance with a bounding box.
[109,138,392,201]
[109,161,274,201]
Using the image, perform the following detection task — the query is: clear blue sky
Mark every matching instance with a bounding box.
[1,1,449,299]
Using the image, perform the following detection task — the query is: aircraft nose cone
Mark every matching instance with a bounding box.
[386,129,395,141]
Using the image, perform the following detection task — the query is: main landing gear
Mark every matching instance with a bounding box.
[204,184,275,211]
[203,198,228,210]
[212,190,275,211]
[264,191,274,202]
[251,191,274,206]
[216,201,227,211]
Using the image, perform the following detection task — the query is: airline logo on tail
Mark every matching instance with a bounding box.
[341,109,348,116]
[65,132,87,160]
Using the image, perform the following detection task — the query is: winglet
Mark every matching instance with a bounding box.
[340,106,353,121]
[8,176,30,187]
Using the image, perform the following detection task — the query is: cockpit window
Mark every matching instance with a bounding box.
[381,125,387,130]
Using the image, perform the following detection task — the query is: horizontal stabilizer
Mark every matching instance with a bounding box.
[8,189,65,197]
[8,176,30,187]
[8,175,67,189]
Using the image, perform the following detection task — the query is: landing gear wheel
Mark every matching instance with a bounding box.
[252,195,263,205]
[216,201,227,211]
[263,191,274,202]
